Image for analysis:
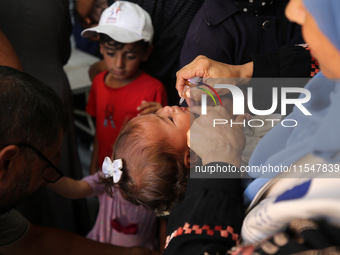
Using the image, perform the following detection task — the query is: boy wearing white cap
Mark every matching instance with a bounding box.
[82,1,168,175]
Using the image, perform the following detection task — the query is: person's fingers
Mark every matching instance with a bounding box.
[184,97,195,107]
[186,129,190,148]
[176,64,193,97]
[176,55,208,96]
[139,106,160,115]
[233,114,248,130]
[176,75,187,97]
[82,17,92,27]
[235,114,245,122]
[244,113,251,121]
[137,101,162,115]
[137,100,148,111]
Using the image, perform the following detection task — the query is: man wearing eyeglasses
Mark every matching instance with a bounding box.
[0,66,158,255]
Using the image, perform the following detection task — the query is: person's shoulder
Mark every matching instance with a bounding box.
[0,210,29,247]
[201,0,238,26]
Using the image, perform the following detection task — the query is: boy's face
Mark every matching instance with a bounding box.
[136,106,193,153]
[100,41,151,81]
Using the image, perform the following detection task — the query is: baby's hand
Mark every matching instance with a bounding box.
[189,106,247,167]
[137,101,162,115]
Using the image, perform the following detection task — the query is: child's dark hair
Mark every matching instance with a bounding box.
[99,33,150,52]
[100,117,189,213]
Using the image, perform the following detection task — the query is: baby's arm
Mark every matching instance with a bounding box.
[48,177,93,199]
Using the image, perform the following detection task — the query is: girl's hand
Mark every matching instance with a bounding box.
[189,106,247,168]
[137,101,162,115]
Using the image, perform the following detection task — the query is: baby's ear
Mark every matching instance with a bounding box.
[184,148,199,168]
[142,44,154,61]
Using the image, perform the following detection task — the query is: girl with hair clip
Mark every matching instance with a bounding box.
[101,104,276,215]
[49,161,162,251]
[101,106,194,215]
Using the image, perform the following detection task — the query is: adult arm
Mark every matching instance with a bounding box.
[0,222,158,255]
[0,30,23,71]
[176,55,253,99]
[177,46,316,95]
[176,45,316,104]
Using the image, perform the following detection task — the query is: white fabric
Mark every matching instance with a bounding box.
[82,1,153,43]
[102,157,123,183]
[242,154,340,243]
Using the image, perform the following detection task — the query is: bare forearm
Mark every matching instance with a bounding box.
[0,223,148,255]
[0,30,23,71]
[48,177,92,199]
[239,61,254,78]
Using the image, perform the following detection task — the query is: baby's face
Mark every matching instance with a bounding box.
[137,106,192,152]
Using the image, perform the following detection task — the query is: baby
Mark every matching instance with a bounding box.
[101,105,279,213]
[101,106,192,213]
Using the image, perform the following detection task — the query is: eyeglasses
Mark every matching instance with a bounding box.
[16,143,64,183]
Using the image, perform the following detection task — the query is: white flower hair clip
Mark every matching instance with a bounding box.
[102,157,123,183]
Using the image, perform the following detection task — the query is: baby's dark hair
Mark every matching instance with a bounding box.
[101,117,189,213]
[99,33,150,52]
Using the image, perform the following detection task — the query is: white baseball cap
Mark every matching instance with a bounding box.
[81,1,153,43]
